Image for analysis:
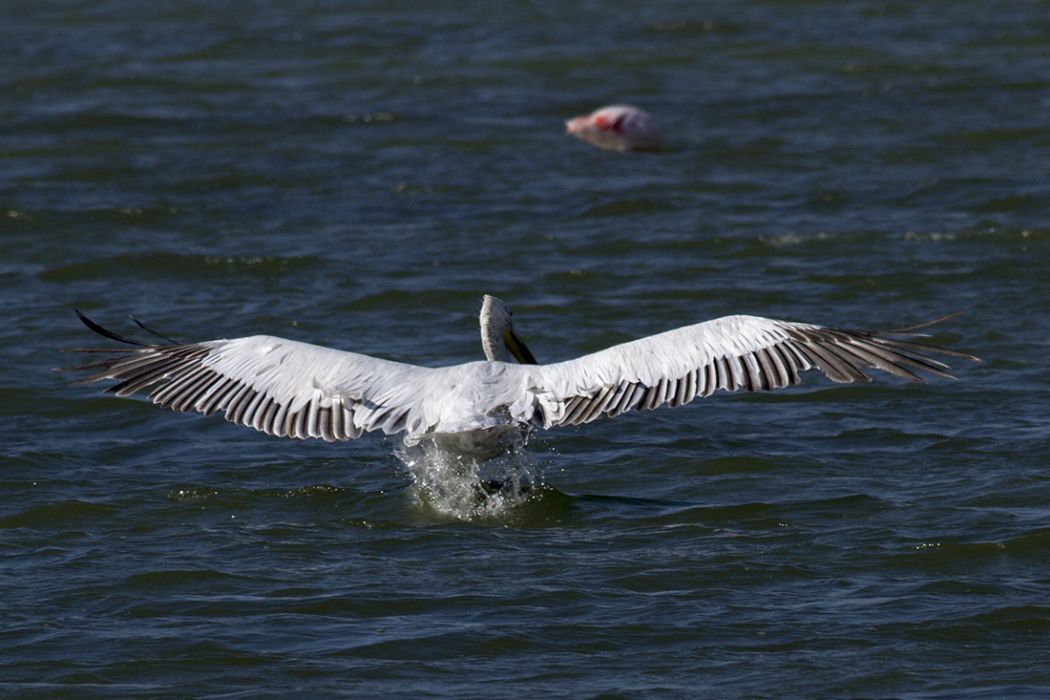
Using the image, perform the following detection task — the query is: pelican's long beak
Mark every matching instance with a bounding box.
[503,328,538,365]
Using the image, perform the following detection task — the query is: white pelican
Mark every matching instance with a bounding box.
[565,105,663,152]
[69,296,976,456]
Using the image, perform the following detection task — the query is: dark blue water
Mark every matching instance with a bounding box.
[4,1,1050,697]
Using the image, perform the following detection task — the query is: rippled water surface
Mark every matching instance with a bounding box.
[4,1,1050,697]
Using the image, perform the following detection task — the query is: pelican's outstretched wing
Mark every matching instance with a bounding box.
[69,311,445,442]
[526,314,977,428]
[69,309,977,443]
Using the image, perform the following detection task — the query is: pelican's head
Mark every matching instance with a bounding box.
[480,295,537,364]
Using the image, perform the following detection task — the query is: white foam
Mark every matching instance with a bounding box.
[394,436,541,521]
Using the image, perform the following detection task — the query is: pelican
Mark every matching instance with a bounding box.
[68,296,976,456]
[565,104,663,152]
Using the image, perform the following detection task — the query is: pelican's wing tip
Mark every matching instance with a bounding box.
[72,308,144,346]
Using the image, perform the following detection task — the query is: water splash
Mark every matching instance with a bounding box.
[394,435,541,521]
